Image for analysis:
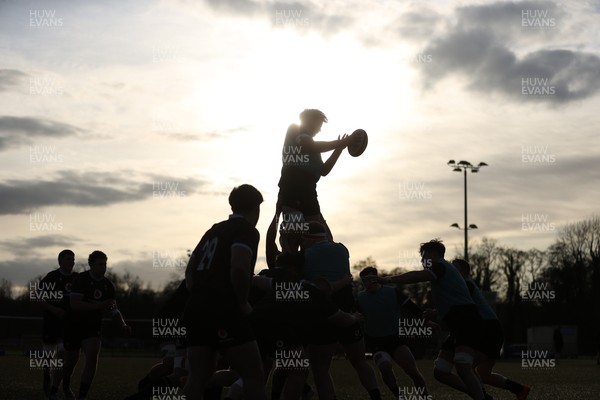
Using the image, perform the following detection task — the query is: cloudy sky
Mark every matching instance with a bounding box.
[1,0,599,293]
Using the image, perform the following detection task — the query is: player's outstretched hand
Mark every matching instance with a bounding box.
[338,134,351,148]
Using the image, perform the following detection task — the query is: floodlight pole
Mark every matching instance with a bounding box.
[447,160,488,262]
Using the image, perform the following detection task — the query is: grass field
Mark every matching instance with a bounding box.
[0,353,598,399]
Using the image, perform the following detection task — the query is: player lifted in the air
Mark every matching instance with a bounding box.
[267,109,354,262]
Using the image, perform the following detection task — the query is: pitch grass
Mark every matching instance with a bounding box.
[0,354,598,399]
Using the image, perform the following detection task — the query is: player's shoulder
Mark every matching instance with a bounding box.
[42,269,59,280]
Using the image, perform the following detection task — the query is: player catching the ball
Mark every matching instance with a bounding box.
[267,109,354,260]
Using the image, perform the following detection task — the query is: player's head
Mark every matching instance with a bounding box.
[419,238,445,267]
[451,259,470,278]
[88,250,108,277]
[58,249,75,273]
[359,266,380,292]
[301,221,328,249]
[299,109,327,136]
[229,184,263,226]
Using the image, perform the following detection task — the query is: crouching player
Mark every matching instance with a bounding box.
[358,266,431,398]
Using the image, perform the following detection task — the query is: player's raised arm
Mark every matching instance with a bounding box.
[321,134,349,176]
[378,269,436,285]
[298,133,351,154]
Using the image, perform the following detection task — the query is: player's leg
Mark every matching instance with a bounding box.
[433,349,469,394]
[372,351,399,396]
[222,340,267,400]
[61,331,80,400]
[454,345,485,400]
[279,347,310,400]
[47,341,68,399]
[77,336,101,399]
[476,359,530,399]
[392,345,428,394]
[342,338,381,400]
[279,206,305,253]
[307,343,337,400]
[184,345,218,400]
[42,342,56,399]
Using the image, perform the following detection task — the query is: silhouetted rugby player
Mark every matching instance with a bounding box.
[64,250,130,400]
[428,259,530,400]
[268,109,353,258]
[251,252,363,400]
[357,266,430,398]
[301,222,382,400]
[183,184,267,400]
[41,249,78,400]
[376,239,488,400]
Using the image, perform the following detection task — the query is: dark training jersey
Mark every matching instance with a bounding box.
[304,241,357,312]
[358,286,405,337]
[424,260,475,321]
[69,270,116,326]
[465,278,497,321]
[279,124,324,184]
[186,215,260,312]
[40,269,78,319]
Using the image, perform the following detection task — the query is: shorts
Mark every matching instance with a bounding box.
[63,318,102,351]
[444,305,483,352]
[480,319,504,359]
[253,318,302,358]
[365,335,407,356]
[42,316,64,345]
[277,175,320,217]
[184,310,255,350]
[308,322,363,345]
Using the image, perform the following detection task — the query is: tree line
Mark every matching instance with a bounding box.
[1,216,598,353]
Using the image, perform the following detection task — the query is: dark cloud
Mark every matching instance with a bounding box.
[417,1,600,103]
[0,69,27,91]
[0,116,85,151]
[0,171,208,215]
[194,0,353,36]
[0,234,82,254]
[393,8,442,41]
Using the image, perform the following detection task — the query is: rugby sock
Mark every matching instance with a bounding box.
[503,379,523,394]
[78,381,91,399]
[392,386,400,396]
[368,388,382,400]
